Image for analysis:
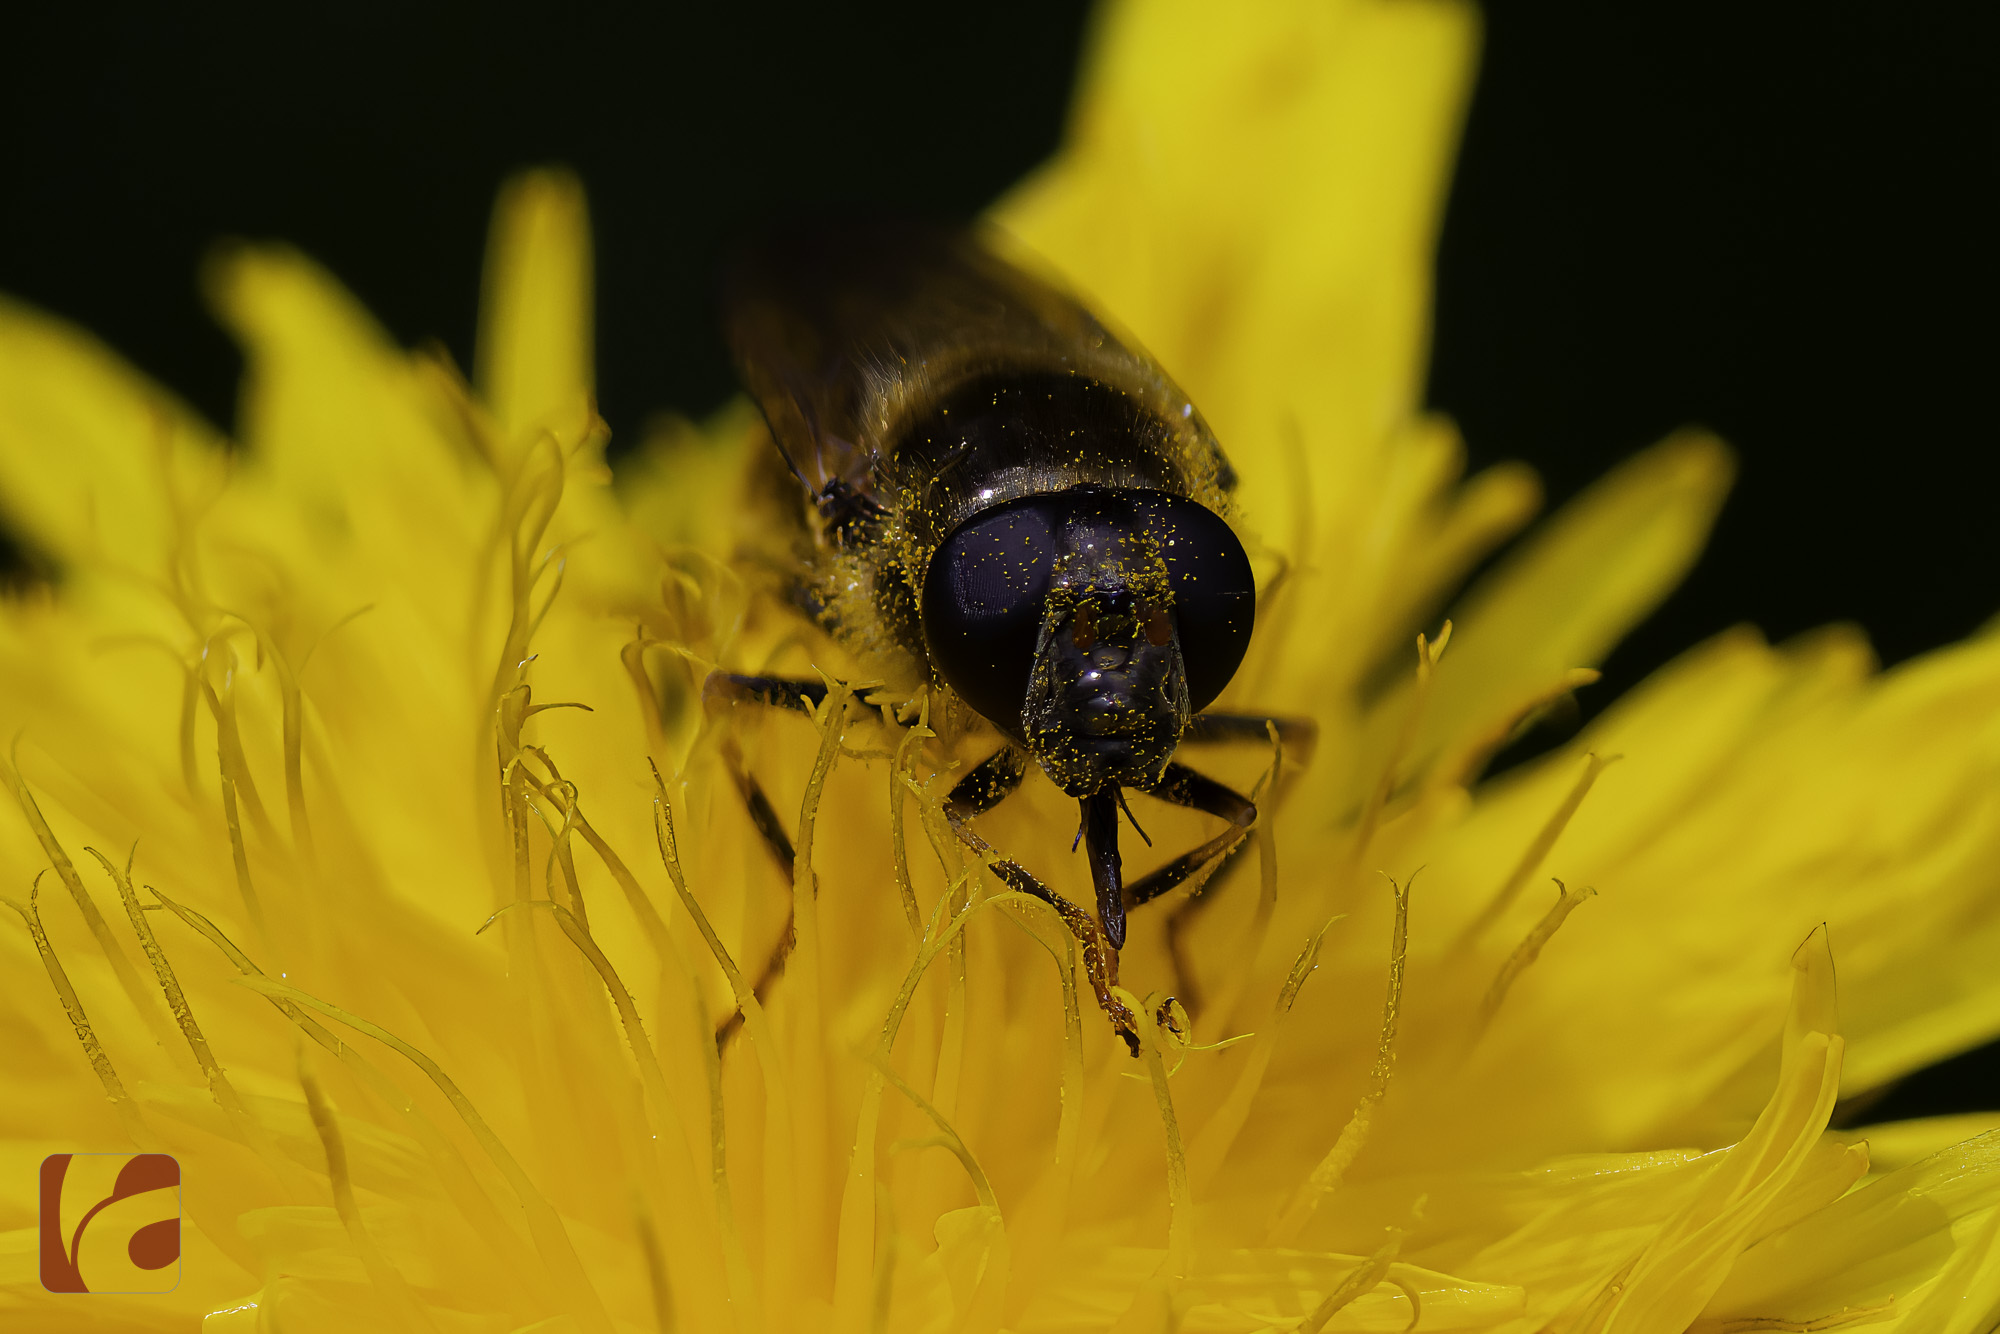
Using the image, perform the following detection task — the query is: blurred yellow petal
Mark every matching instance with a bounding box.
[205,244,502,668]
[1415,431,1734,782]
[1584,928,1843,1331]
[1846,1114,2000,1174]
[1696,1131,2000,1331]
[998,0,1477,485]
[0,297,227,578]
[476,169,594,452]
[999,0,1501,729]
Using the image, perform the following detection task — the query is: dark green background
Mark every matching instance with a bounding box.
[4,2,1995,1117]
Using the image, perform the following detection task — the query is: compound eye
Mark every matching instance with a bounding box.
[1136,495,1255,711]
[921,499,1060,738]
[1142,603,1173,647]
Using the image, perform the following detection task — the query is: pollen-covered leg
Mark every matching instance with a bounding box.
[1127,762,1260,1014]
[944,748,1141,1055]
[1152,714,1313,1011]
[942,744,1029,820]
[701,671,829,1047]
[703,671,831,715]
[1181,710,1318,764]
[1128,762,1257,910]
[709,736,802,1048]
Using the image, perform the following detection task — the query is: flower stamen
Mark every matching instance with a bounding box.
[154,872,558,1311]
[790,680,854,1293]
[651,764,802,1321]
[199,648,281,847]
[1126,986,1193,1281]
[888,705,934,939]
[1706,1299,1897,1334]
[1345,626,1451,898]
[480,897,732,1329]
[1298,1228,1406,1334]
[297,1050,432,1329]
[220,772,265,936]
[1268,871,1414,1245]
[517,749,677,964]
[7,755,165,1032]
[2,872,144,1140]
[1455,751,1618,950]
[868,1048,1009,1326]
[837,880,1027,1329]
[1175,720,1288,1031]
[988,898,1084,1317]
[1184,909,1344,1196]
[217,613,314,862]
[689,970,759,1334]
[86,846,263,1147]
[1473,878,1597,1040]
[238,973,616,1334]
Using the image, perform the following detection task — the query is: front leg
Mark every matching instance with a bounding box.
[1139,712,1310,1014]
[1126,762,1258,910]
[1180,710,1318,763]
[704,671,830,716]
[701,674,840,873]
[944,747,1141,1055]
[1157,710,1314,906]
[700,671,832,1047]
[1126,761,1265,1018]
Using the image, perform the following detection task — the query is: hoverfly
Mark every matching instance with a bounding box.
[709,222,1309,1053]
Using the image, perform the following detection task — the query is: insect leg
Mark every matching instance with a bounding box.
[1127,763,1258,910]
[1126,762,1262,1017]
[942,744,1030,819]
[704,672,831,714]
[1157,710,1315,917]
[944,749,1141,1056]
[1181,711,1318,764]
[701,671,830,1048]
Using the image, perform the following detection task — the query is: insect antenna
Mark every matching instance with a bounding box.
[1114,787,1153,846]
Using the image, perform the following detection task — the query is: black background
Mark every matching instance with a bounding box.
[3,3,1994,1117]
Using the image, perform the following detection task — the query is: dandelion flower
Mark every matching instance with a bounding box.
[6,2,2000,1332]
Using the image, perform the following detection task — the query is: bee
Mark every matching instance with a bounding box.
[709,221,1309,1053]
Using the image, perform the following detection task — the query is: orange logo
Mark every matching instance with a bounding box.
[39,1153,181,1294]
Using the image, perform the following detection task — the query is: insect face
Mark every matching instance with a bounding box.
[920,484,1254,792]
[1021,528,1190,797]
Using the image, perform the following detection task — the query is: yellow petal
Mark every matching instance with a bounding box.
[476,169,595,454]
[1416,431,1734,783]
[206,243,494,569]
[1696,1130,2000,1330]
[1583,928,1843,1330]
[1393,618,2000,1162]
[995,0,1479,517]
[1843,1114,2000,1175]
[0,296,227,578]
[1413,934,1850,1328]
